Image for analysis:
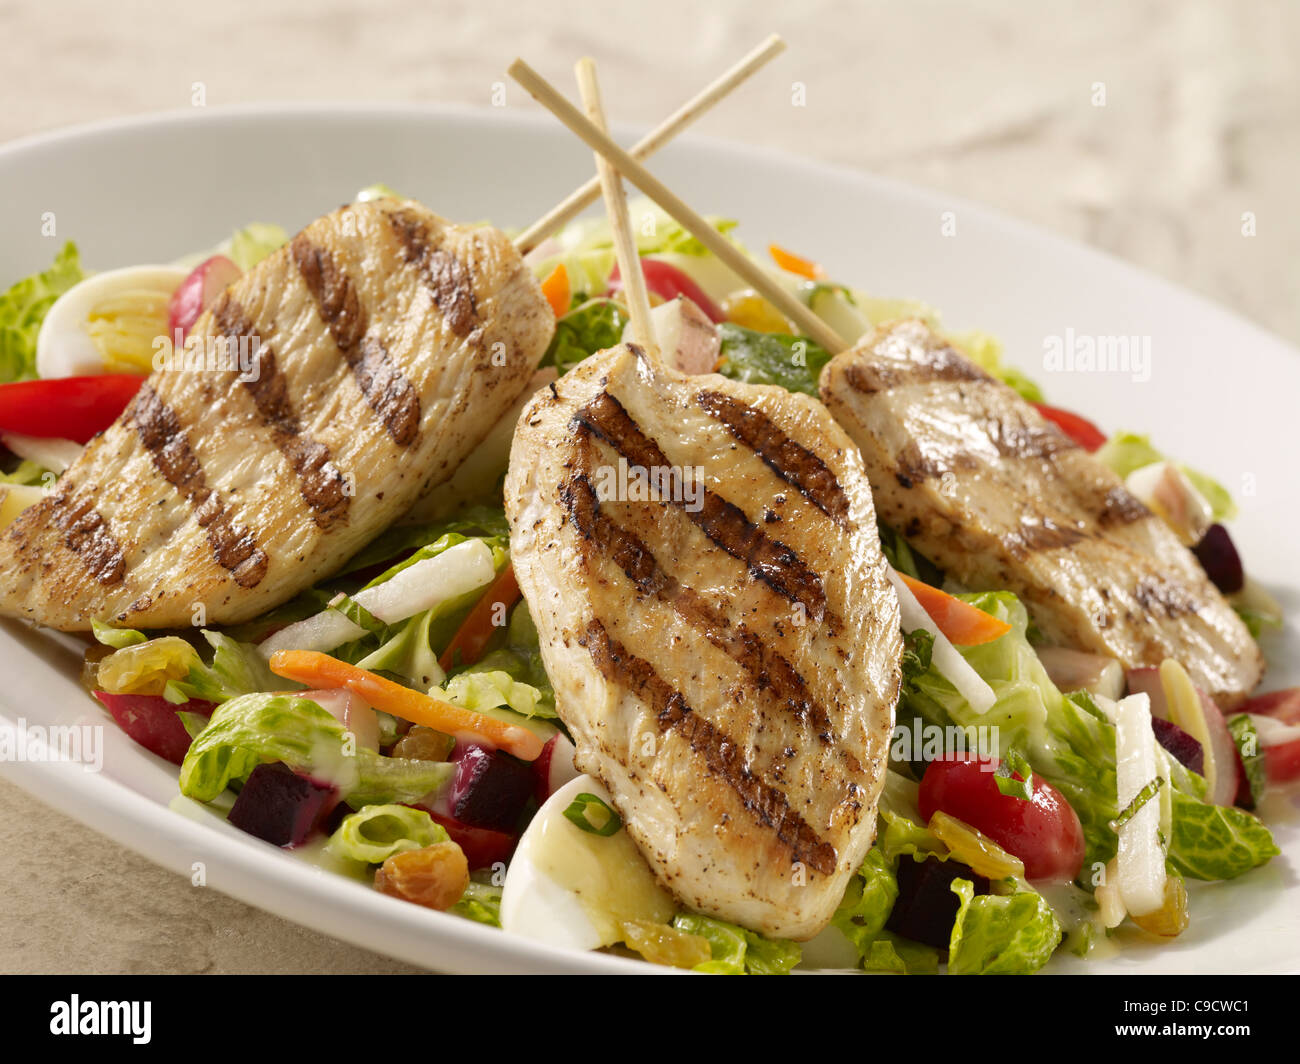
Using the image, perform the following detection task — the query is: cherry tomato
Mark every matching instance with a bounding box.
[918,755,1086,882]
[608,257,725,323]
[1032,402,1107,452]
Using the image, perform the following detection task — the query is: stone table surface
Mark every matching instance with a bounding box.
[1,0,1296,974]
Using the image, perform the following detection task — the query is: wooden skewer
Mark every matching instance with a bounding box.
[507,57,848,354]
[513,34,785,255]
[574,57,658,360]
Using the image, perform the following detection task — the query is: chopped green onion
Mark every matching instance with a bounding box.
[1111,777,1165,832]
[563,792,623,836]
[994,750,1035,801]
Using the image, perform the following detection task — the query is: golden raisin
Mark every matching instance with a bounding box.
[374,842,469,911]
[722,290,793,334]
[1130,874,1190,938]
[620,919,712,970]
[391,725,454,762]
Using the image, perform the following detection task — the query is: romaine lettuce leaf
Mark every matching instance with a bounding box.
[542,298,628,376]
[229,223,288,270]
[179,693,452,805]
[671,913,801,975]
[0,242,84,382]
[947,878,1061,975]
[715,323,830,396]
[1166,790,1278,880]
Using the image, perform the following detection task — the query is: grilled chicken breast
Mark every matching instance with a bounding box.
[0,198,553,631]
[506,343,902,939]
[821,319,1263,706]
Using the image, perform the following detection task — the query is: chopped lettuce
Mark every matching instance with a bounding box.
[715,323,831,396]
[0,458,53,487]
[434,670,551,720]
[671,913,801,975]
[450,879,504,927]
[179,693,452,806]
[1096,431,1236,521]
[229,223,288,270]
[355,607,444,691]
[542,298,628,376]
[0,241,85,382]
[947,878,1062,975]
[90,618,147,650]
[451,600,556,716]
[326,804,448,865]
[1227,713,1267,809]
[1166,790,1278,880]
[901,590,1276,879]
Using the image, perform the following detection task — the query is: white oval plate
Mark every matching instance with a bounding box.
[0,105,1296,974]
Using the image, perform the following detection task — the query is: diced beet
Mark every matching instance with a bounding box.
[227,762,338,847]
[885,856,989,949]
[94,691,216,765]
[427,810,517,870]
[1192,524,1244,595]
[448,742,536,833]
[1151,716,1204,776]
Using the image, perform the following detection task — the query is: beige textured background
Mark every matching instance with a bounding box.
[1,0,1296,973]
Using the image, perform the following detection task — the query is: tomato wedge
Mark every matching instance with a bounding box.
[897,573,1011,646]
[0,374,146,443]
[608,258,725,324]
[1032,402,1106,452]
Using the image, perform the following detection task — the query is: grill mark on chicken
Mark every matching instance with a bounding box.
[843,346,990,396]
[1134,576,1200,619]
[386,208,479,337]
[212,295,350,527]
[578,616,838,875]
[987,416,1078,462]
[573,389,830,624]
[1003,517,1087,557]
[1097,484,1151,528]
[291,234,421,446]
[697,391,850,528]
[560,456,846,747]
[48,492,125,585]
[129,385,268,588]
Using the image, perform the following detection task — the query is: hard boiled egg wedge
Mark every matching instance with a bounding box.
[500,773,675,952]
[36,265,188,378]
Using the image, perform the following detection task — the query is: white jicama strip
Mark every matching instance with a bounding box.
[0,430,82,474]
[352,539,496,623]
[259,609,366,658]
[1113,692,1167,917]
[886,568,996,714]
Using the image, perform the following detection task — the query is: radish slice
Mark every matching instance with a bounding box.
[1036,646,1123,701]
[1248,714,1300,746]
[887,568,996,714]
[1112,692,1167,917]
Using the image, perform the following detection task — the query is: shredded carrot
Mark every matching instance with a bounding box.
[268,650,544,761]
[898,573,1012,647]
[541,262,570,318]
[768,243,824,281]
[439,564,521,672]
